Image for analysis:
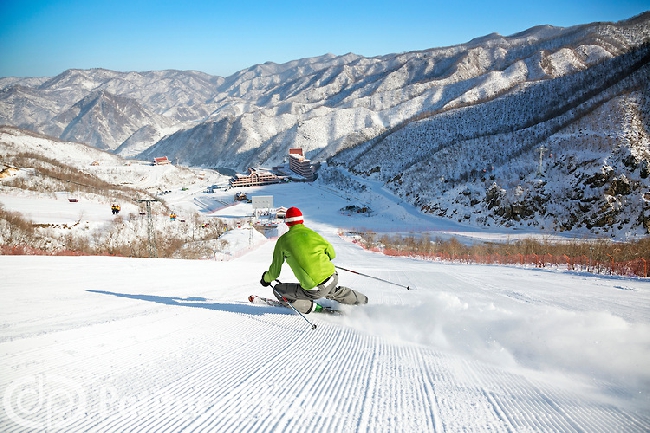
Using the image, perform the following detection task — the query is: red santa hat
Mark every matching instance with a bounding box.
[285,206,304,226]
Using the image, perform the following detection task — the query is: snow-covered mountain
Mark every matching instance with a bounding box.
[1,13,649,237]
[330,39,650,238]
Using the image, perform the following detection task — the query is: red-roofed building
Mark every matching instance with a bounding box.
[154,156,171,165]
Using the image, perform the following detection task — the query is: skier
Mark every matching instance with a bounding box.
[260,206,368,314]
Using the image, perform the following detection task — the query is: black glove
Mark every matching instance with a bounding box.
[260,272,271,287]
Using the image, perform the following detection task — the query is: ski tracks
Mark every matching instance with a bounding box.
[3,254,650,432]
[178,311,445,432]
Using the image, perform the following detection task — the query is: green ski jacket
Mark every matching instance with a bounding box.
[263,224,336,290]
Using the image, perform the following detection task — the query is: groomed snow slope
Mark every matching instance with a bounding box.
[2,183,650,432]
[2,248,650,431]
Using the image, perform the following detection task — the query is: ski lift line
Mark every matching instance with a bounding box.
[38,170,143,200]
[34,169,98,190]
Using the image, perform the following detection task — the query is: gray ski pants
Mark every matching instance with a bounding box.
[273,272,368,314]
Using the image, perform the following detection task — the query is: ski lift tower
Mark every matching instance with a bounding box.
[137,198,158,258]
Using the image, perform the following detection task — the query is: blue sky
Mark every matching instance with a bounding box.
[1,0,648,78]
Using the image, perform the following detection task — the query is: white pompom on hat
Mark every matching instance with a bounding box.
[285,206,304,226]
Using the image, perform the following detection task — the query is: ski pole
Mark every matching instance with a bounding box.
[335,265,411,290]
[273,281,317,330]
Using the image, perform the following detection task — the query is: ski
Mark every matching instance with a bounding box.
[248,295,344,315]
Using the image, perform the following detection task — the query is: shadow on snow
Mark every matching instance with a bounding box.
[86,289,289,316]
